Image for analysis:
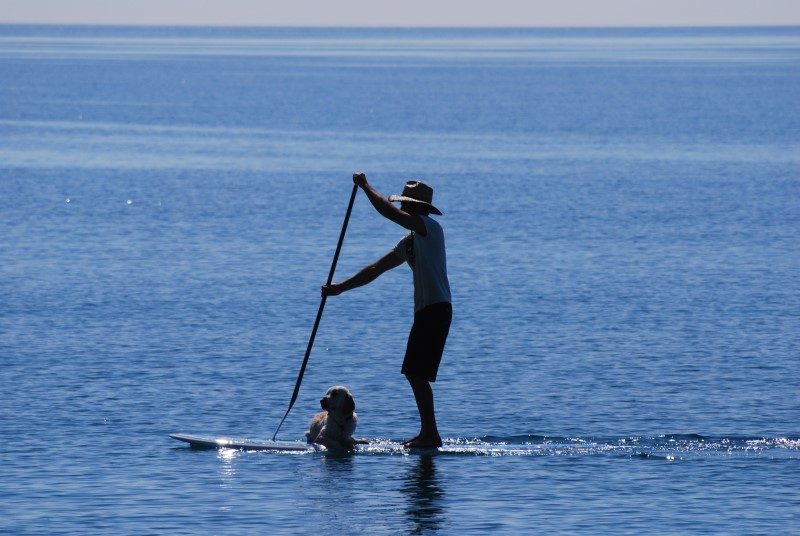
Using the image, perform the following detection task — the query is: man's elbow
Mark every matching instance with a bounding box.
[369,260,393,278]
[375,203,395,220]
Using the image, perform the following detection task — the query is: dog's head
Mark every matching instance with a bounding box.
[320,385,356,419]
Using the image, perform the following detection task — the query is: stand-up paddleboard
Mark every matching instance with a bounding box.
[171,433,533,455]
[170,433,321,452]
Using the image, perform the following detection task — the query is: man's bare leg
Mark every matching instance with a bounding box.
[404,374,443,448]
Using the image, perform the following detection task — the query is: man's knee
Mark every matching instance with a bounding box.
[405,373,427,386]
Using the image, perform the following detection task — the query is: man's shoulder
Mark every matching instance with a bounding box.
[420,214,443,234]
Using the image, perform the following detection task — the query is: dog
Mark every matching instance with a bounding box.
[305,385,365,451]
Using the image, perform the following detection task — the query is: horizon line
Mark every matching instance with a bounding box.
[2,21,800,30]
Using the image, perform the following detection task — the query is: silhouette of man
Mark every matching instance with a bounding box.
[322,172,452,448]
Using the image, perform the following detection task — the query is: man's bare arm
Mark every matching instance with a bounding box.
[353,172,426,235]
[322,250,404,297]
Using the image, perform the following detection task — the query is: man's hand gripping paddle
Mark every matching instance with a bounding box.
[272,183,358,440]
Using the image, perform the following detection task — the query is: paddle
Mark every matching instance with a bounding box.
[272,183,359,440]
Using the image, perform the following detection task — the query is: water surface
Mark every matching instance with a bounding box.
[1,25,799,534]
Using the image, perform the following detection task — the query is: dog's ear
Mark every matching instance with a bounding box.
[343,394,355,415]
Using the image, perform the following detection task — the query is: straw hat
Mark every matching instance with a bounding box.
[388,180,442,215]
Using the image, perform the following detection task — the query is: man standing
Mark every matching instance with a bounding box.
[322,173,452,448]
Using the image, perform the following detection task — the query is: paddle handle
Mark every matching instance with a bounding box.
[272,183,359,440]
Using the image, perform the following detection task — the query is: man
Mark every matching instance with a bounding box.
[322,172,452,448]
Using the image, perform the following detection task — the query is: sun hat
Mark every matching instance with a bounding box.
[388,180,443,215]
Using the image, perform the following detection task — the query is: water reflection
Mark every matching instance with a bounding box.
[401,455,445,534]
[320,453,355,473]
[217,448,238,489]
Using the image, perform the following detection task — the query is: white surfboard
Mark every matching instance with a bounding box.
[171,433,539,456]
[170,433,320,452]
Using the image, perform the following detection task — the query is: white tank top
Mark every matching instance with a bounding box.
[393,215,451,312]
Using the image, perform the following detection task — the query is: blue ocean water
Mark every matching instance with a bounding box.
[1,24,799,534]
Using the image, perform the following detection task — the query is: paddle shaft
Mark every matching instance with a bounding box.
[272,183,359,440]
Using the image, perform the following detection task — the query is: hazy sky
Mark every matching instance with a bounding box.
[1,0,798,27]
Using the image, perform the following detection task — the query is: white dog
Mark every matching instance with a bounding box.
[305,386,364,451]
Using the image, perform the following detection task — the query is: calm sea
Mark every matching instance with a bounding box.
[1,24,798,534]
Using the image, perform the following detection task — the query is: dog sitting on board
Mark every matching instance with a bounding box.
[306,386,365,451]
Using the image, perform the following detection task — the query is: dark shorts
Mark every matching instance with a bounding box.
[402,302,452,383]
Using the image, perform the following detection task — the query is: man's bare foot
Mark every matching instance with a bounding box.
[404,435,442,449]
[402,434,421,447]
